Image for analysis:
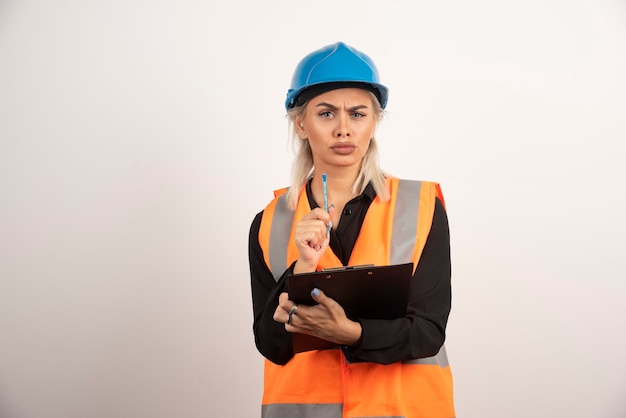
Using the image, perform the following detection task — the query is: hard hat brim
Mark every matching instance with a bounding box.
[288,81,388,110]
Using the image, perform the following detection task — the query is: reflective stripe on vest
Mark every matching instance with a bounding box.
[403,344,449,367]
[262,403,343,418]
[391,180,421,265]
[268,192,292,281]
[267,192,292,281]
[262,403,412,418]
[266,179,422,281]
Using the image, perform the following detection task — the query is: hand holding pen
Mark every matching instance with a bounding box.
[292,173,334,274]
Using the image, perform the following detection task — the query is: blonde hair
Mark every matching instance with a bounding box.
[285,92,390,210]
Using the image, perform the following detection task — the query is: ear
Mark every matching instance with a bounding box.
[295,117,306,138]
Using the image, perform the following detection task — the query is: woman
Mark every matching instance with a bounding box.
[249,42,455,418]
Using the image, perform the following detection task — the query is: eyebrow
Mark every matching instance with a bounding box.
[315,102,370,112]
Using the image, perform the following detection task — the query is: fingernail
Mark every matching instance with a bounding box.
[327,221,333,230]
[311,288,320,298]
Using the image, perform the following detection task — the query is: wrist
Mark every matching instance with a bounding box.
[343,320,362,346]
[293,259,317,274]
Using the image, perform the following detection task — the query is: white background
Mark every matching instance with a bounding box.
[1,1,625,417]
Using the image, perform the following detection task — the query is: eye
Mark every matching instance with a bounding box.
[319,111,334,118]
[352,112,366,118]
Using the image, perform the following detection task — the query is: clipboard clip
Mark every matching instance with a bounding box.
[321,264,375,272]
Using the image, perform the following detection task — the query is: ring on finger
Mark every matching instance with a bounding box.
[287,304,298,324]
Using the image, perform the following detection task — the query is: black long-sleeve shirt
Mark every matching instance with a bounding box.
[249,181,452,365]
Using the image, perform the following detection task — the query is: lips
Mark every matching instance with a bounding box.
[330,143,356,155]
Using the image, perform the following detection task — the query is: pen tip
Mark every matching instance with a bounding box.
[322,173,327,180]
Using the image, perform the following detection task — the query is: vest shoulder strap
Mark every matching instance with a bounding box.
[273,187,288,198]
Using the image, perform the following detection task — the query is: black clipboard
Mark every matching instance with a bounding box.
[287,262,413,353]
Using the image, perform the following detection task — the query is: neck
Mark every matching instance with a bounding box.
[313,162,360,189]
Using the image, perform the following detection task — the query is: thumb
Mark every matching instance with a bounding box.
[310,287,328,304]
[327,204,336,234]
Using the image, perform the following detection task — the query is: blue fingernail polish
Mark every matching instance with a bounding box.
[311,288,320,297]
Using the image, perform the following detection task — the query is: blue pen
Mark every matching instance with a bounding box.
[322,173,330,234]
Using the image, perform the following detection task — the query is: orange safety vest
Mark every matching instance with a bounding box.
[258,177,455,418]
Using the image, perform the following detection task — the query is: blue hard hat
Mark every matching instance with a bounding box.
[285,42,389,110]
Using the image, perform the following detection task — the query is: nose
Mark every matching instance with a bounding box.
[335,115,351,138]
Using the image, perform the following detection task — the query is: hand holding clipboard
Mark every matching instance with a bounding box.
[287,262,413,352]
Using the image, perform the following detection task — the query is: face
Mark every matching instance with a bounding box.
[297,88,378,172]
